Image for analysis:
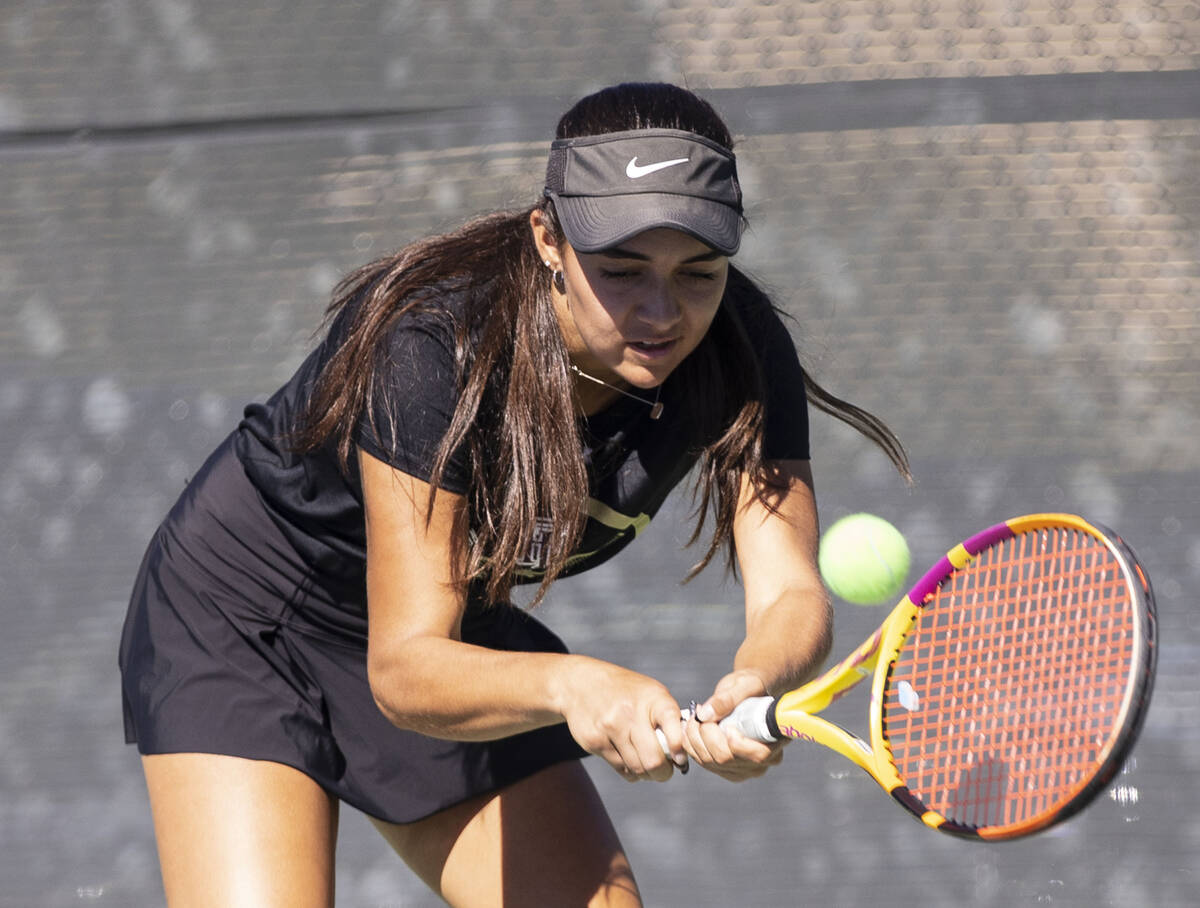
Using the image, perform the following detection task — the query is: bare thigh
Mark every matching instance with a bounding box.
[141,753,340,908]
[371,759,642,908]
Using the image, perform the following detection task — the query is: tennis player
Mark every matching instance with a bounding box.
[119,82,908,906]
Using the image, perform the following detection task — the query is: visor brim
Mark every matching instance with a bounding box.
[553,193,743,256]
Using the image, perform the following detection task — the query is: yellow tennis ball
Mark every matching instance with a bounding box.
[818,513,910,605]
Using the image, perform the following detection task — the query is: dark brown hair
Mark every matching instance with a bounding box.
[296,83,909,606]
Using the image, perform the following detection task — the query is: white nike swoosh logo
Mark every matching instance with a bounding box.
[625,156,690,179]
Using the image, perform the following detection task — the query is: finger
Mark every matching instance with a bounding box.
[595,741,631,778]
[696,718,738,764]
[651,706,689,772]
[689,733,751,782]
[631,724,674,783]
[655,726,690,775]
[682,712,714,765]
[696,672,768,723]
[727,734,787,781]
[610,736,645,780]
[722,727,783,765]
[691,722,781,781]
[612,727,667,782]
[692,716,738,767]
[695,690,738,724]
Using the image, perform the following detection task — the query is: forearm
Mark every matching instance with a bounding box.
[734,585,832,696]
[368,635,581,741]
[369,634,686,782]
[727,460,830,697]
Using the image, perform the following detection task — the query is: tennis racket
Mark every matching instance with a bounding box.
[700,513,1157,840]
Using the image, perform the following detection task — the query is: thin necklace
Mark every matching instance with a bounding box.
[570,364,664,420]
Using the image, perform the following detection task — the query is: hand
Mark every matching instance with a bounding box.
[684,670,786,782]
[557,656,688,782]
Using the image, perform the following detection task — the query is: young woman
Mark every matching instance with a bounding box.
[120,82,908,906]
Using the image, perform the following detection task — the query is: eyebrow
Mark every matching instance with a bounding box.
[598,246,726,264]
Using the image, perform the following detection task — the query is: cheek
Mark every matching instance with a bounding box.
[689,275,726,320]
[564,287,630,355]
[690,294,724,334]
[576,287,633,334]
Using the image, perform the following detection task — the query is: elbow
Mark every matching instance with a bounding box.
[366,645,424,731]
[366,628,468,736]
[367,665,407,729]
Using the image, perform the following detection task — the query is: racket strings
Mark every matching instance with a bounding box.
[881,527,1137,833]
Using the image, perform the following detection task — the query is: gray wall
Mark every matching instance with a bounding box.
[2,2,1197,905]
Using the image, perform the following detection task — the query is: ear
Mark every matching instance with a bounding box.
[529,209,562,270]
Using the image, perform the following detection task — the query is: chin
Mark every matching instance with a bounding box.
[621,363,674,389]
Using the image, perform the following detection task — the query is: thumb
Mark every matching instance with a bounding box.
[695,670,769,723]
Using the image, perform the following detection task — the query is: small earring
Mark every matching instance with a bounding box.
[552,269,566,293]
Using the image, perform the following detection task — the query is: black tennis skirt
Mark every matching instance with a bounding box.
[118,436,585,824]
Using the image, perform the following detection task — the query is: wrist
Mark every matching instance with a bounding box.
[732,646,788,694]
[546,653,593,722]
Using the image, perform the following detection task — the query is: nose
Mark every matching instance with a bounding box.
[636,278,682,331]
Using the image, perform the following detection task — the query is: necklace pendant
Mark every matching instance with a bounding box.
[649,401,664,420]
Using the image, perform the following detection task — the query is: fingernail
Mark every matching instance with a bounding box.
[695,703,715,722]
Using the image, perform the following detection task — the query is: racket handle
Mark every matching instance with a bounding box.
[718,696,778,743]
[654,727,671,754]
[654,697,779,754]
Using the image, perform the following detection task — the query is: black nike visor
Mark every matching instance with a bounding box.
[543,128,745,256]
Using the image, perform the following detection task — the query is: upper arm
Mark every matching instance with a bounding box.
[732,459,825,624]
[359,446,468,669]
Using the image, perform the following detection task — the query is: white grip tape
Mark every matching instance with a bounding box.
[655,697,777,756]
[654,727,670,755]
[718,696,776,743]
[655,706,693,757]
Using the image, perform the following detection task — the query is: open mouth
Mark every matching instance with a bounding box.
[631,339,675,354]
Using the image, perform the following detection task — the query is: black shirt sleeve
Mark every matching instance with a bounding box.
[353,311,472,494]
[739,296,811,461]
